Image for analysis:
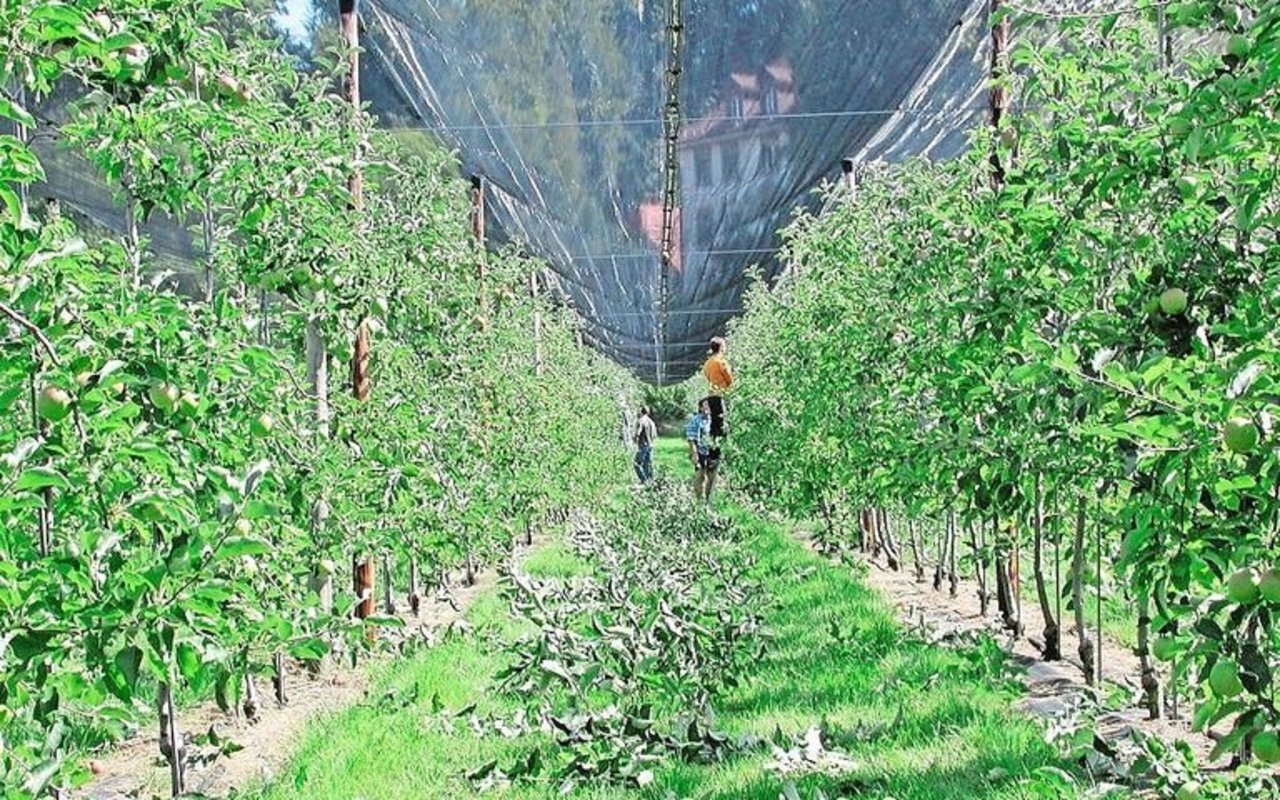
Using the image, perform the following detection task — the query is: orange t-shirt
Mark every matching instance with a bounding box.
[704,354,733,393]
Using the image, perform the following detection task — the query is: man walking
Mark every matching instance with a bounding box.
[633,406,657,484]
[684,398,719,503]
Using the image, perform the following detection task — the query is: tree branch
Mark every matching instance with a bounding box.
[0,302,60,365]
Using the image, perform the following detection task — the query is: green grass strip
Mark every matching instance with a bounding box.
[250,440,1104,800]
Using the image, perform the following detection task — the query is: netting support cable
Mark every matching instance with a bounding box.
[657,0,684,386]
[382,104,995,134]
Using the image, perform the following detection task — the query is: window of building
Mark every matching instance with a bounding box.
[764,87,779,116]
[694,146,712,186]
[722,141,739,180]
[698,207,716,242]
[760,142,776,173]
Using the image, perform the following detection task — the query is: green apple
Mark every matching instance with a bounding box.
[1209,660,1244,699]
[1159,287,1188,315]
[1252,730,1280,764]
[37,386,73,422]
[1175,781,1202,800]
[1152,636,1180,662]
[1258,567,1280,604]
[75,371,94,388]
[1227,34,1251,60]
[233,518,252,536]
[148,381,179,412]
[317,559,337,577]
[1224,417,1259,454]
[179,392,200,415]
[1226,567,1260,604]
[250,413,275,437]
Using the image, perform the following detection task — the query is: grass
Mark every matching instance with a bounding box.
[248,437,1106,800]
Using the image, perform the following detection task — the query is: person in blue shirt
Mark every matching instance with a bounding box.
[684,398,719,503]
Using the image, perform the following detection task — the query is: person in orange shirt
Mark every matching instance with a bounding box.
[703,336,733,394]
[702,336,732,441]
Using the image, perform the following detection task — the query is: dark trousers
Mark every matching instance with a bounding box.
[704,395,726,438]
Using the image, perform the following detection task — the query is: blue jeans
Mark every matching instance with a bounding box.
[634,446,653,483]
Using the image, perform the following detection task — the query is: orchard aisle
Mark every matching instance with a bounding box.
[851,545,1221,766]
[77,532,552,800]
[240,438,1105,800]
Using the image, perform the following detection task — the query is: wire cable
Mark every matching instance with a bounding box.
[384,104,993,134]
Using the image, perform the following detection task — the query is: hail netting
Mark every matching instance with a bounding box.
[356,0,1002,384]
[27,0,1004,383]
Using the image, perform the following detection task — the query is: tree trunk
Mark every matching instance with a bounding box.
[879,508,900,570]
[970,518,989,616]
[933,517,947,591]
[158,683,185,797]
[1032,473,1061,660]
[994,515,1018,632]
[243,670,260,721]
[408,556,421,615]
[382,553,396,614]
[1136,590,1160,719]
[948,509,959,598]
[1073,496,1095,684]
[305,318,330,439]
[909,518,925,582]
[818,495,836,552]
[273,651,287,705]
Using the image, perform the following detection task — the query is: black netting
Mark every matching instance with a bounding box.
[360,0,990,383]
[31,0,1002,383]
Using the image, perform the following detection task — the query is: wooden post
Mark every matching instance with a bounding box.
[464,175,487,585]
[123,169,141,289]
[273,651,287,705]
[408,557,421,615]
[531,271,544,376]
[840,157,856,197]
[202,196,215,303]
[339,0,363,208]
[29,352,52,557]
[354,555,375,620]
[340,0,375,624]
[471,175,486,253]
[13,86,28,216]
[989,0,1011,190]
[382,553,395,614]
[1073,496,1095,684]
